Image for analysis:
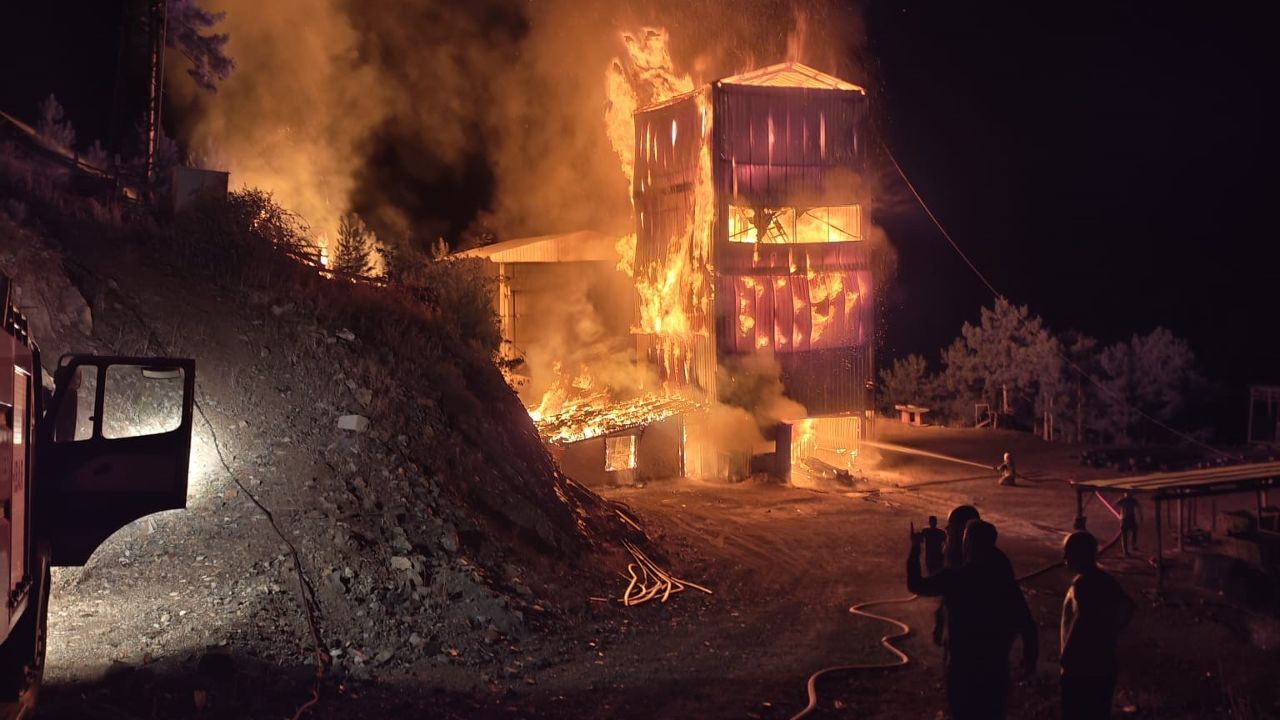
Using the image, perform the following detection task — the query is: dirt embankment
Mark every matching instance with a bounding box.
[0,191,642,715]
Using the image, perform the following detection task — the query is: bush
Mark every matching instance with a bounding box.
[390,254,499,354]
[170,187,315,286]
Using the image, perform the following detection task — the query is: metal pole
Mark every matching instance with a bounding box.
[145,0,169,182]
[1177,497,1184,551]
[1155,497,1164,588]
[1075,487,1085,529]
[1248,387,1255,444]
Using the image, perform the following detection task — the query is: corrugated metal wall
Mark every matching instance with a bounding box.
[709,83,874,415]
[630,82,875,416]
[712,83,868,207]
[634,95,703,272]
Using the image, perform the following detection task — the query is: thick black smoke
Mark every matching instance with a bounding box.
[172,0,871,251]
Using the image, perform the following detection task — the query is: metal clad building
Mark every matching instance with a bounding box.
[633,62,875,421]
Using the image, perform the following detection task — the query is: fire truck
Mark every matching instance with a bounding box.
[0,275,195,718]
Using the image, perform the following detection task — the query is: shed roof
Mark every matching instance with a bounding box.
[719,62,865,93]
[454,230,618,264]
[1071,461,1280,499]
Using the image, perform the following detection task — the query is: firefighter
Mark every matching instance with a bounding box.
[909,518,1038,720]
[1060,531,1135,720]
[995,451,1017,486]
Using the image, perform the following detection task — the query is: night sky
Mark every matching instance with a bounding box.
[1,1,1272,436]
[864,2,1272,436]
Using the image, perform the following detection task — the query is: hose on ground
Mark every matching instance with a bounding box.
[788,595,917,720]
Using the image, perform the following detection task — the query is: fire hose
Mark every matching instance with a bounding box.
[787,595,917,720]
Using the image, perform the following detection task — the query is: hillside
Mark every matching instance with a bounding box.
[1,148,647,716]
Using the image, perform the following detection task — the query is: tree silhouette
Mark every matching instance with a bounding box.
[333,212,375,277]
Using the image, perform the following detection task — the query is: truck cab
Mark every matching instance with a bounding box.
[0,275,195,717]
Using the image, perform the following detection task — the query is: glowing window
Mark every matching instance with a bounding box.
[605,435,638,472]
[728,204,862,244]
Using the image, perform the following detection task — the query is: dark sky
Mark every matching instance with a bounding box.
[1,1,1272,435]
[863,2,1273,435]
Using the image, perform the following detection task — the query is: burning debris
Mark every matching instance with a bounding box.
[532,390,700,445]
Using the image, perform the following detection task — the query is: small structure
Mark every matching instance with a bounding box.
[454,230,631,394]
[895,403,930,426]
[1071,462,1280,588]
[170,166,229,213]
[1247,385,1280,446]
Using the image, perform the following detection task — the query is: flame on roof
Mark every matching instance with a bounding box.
[719,62,865,93]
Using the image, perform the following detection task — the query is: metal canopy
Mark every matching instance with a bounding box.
[1072,461,1280,588]
[1070,461,1280,499]
[454,230,618,264]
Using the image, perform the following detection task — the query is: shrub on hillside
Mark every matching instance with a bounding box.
[171,187,315,286]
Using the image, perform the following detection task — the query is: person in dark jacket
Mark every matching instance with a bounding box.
[921,515,947,576]
[909,519,1038,720]
[933,505,982,645]
[1060,531,1135,720]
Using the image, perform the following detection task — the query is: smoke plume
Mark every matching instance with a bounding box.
[171,0,872,249]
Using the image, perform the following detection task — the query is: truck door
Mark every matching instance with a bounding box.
[36,356,195,567]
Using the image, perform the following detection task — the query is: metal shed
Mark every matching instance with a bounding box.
[1072,462,1280,587]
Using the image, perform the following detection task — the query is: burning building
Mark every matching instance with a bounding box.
[631,61,875,481]
[465,59,876,486]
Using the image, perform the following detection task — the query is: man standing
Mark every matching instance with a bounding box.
[1060,532,1135,720]
[922,515,947,576]
[909,519,1039,720]
[933,505,982,645]
[995,451,1017,486]
[1115,492,1142,557]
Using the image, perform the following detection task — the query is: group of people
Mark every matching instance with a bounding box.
[908,507,1136,720]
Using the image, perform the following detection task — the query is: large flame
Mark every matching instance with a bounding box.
[605,27,693,197]
[605,28,712,387]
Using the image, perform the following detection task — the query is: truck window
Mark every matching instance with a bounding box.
[101,365,185,439]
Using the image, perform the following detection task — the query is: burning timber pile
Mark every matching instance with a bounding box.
[531,387,700,444]
[0,189,649,688]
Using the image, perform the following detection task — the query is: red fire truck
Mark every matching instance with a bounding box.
[0,275,194,718]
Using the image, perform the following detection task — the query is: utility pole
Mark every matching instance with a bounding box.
[145,0,169,182]
[1076,377,1084,444]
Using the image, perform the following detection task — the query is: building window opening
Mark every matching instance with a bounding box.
[605,435,638,472]
[728,204,862,244]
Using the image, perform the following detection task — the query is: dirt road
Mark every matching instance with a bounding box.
[36,425,1280,719]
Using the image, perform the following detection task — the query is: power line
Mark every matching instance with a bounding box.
[880,139,1234,459]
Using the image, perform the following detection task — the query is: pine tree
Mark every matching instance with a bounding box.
[168,0,235,92]
[333,212,375,277]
